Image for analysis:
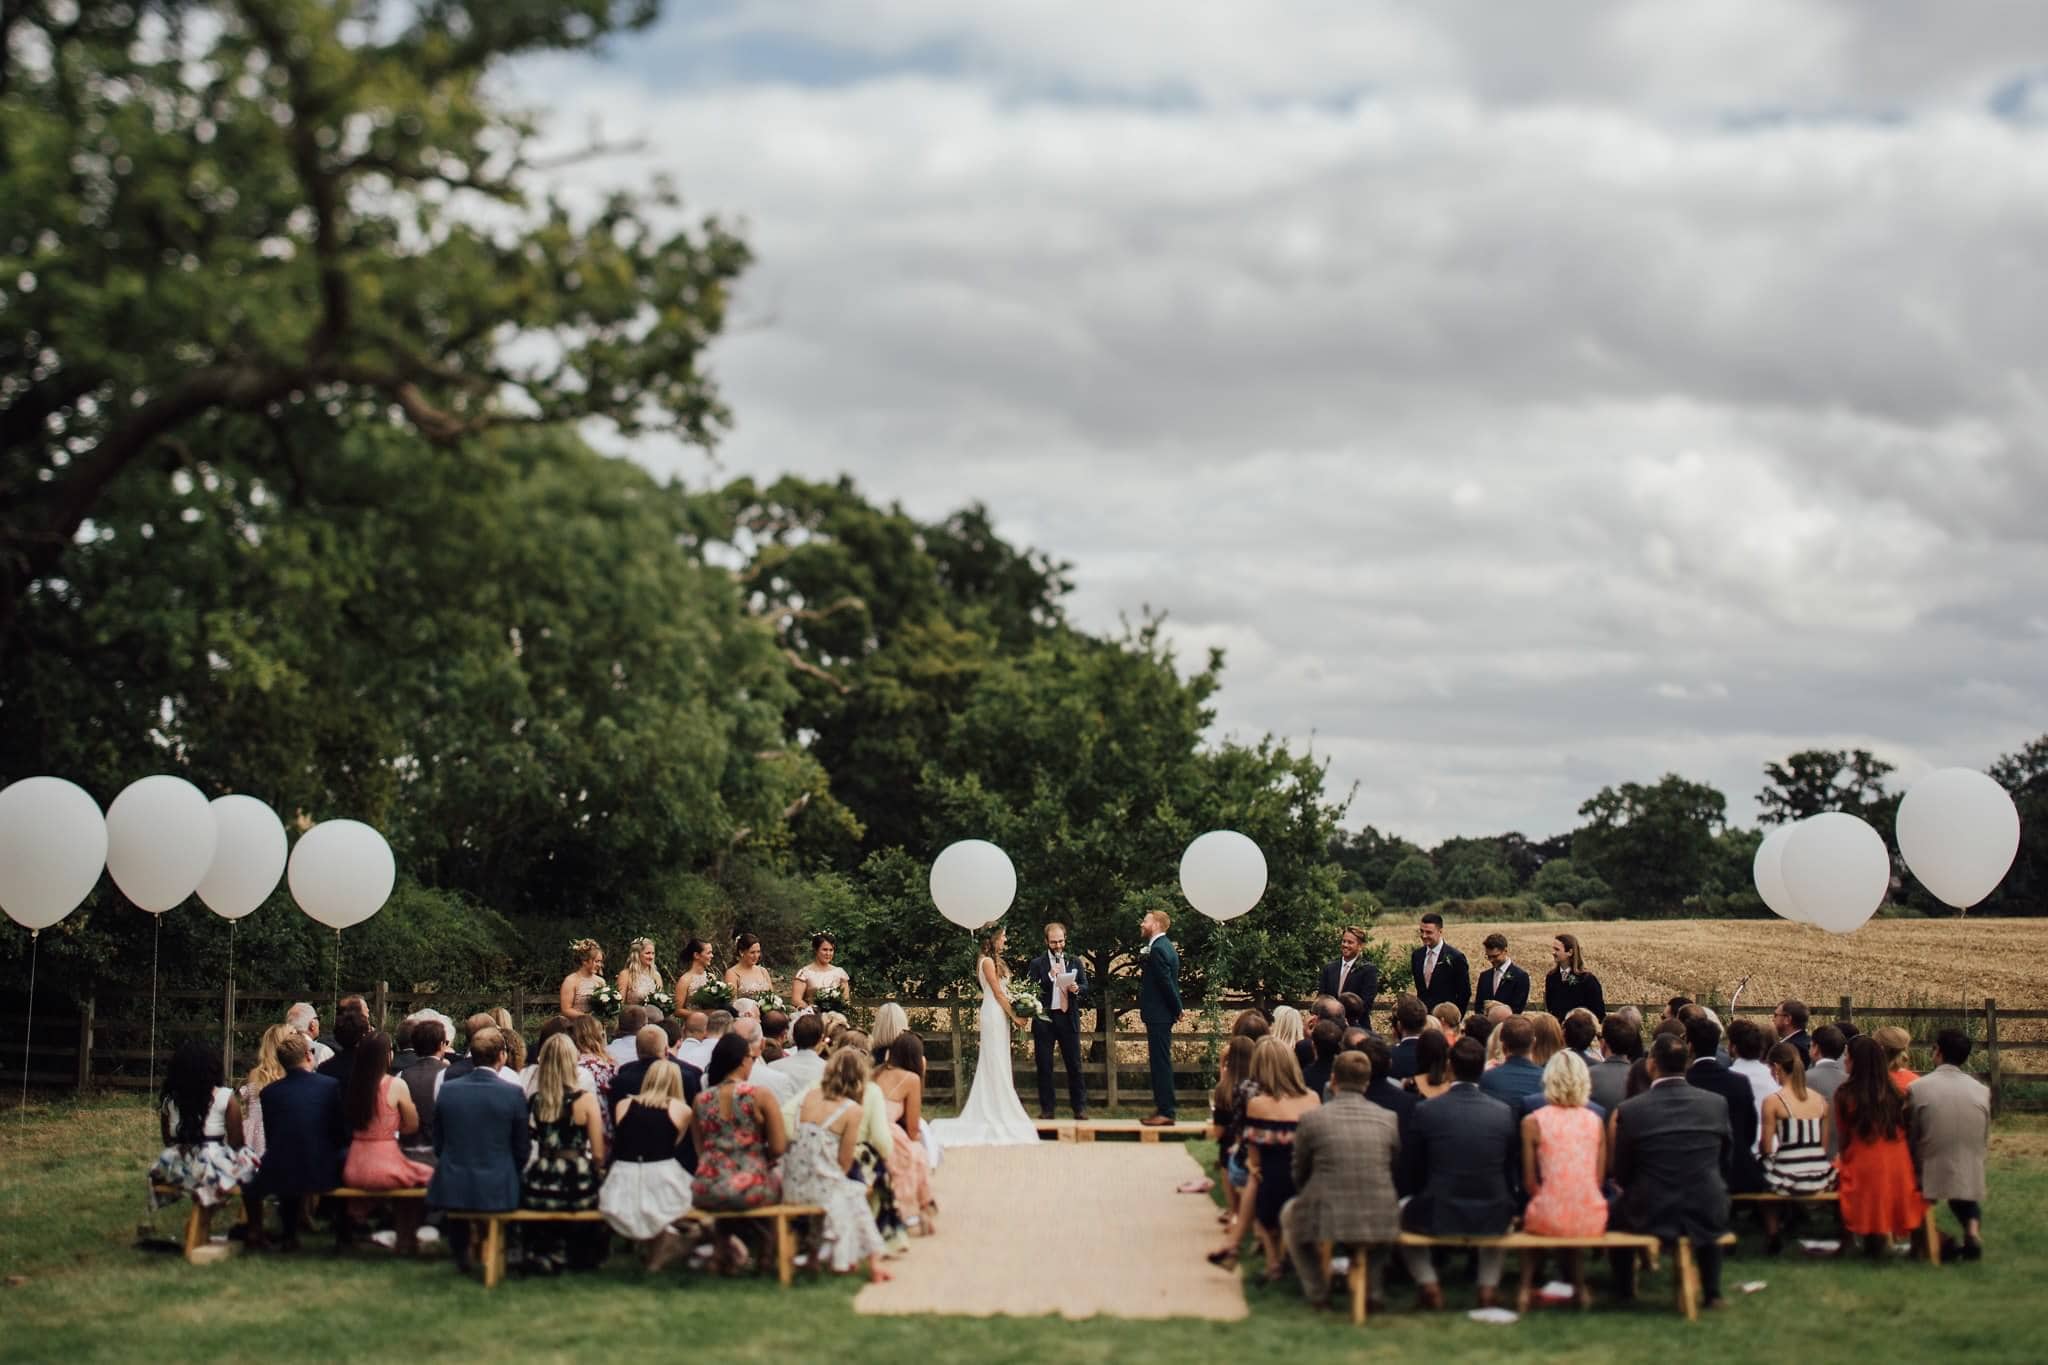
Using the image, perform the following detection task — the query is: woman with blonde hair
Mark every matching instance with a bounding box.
[870,1002,910,1064]
[784,1048,893,1282]
[600,1060,696,1268]
[1431,1002,1463,1044]
[1517,1050,1607,1310]
[1527,1012,1565,1068]
[1269,1004,1305,1052]
[560,938,605,1017]
[523,1034,607,1272]
[1872,1025,1919,1091]
[617,937,664,1010]
[1210,1036,1321,1280]
[240,1024,296,1158]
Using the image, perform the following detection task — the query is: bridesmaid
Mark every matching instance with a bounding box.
[724,933,775,998]
[560,939,605,1018]
[675,937,716,1009]
[791,932,851,1011]
[617,937,664,1009]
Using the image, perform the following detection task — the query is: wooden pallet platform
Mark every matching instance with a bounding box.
[1031,1119,1210,1143]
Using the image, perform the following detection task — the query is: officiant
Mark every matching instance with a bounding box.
[1027,922,1091,1121]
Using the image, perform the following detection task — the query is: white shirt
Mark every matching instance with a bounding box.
[771,1048,826,1093]
[1046,952,1077,1010]
[1423,944,1441,980]
[676,1035,717,1072]
[1489,959,1513,992]
[606,1035,639,1066]
[1144,933,1164,952]
[1334,954,1358,992]
[308,1038,335,1066]
[746,1056,799,1115]
[1730,1057,1776,1154]
[491,1065,523,1089]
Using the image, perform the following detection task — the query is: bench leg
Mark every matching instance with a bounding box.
[483,1220,506,1290]
[1351,1248,1368,1326]
[183,1203,208,1259]
[1921,1219,1941,1266]
[775,1214,795,1287]
[1676,1239,1700,1322]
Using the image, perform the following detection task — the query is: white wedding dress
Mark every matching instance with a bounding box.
[926,962,1040,1148]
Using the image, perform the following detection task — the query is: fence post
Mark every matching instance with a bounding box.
[1985,997,2002,1119]
[511,985,525,1033]
[948,998,966,1106]
[1102,983,1119,1113]
[76,996,95,1091]
[373,981,389,1032]
[1838,994,1854,1028]
[221,975,237,1081]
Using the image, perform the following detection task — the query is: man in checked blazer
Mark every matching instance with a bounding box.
[1280,1051,1402,1311]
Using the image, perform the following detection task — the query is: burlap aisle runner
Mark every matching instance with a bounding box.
[854,1142,1248,1322]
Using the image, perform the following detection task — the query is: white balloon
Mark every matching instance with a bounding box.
[929,839,1017,931]
[105,774,217,913]
[1752,822,1806,922]
[288,819,396,929]
[1781,811,1890,935]
[197,795,289,920]
[1180,830,1267,921]
[0,777,107,932]
[1896,768,2022,910]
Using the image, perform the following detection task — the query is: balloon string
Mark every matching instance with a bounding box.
[333,928,341,1020]
[148,914,161,1097]
[19,930,37,1118]
[228,919,237,1077]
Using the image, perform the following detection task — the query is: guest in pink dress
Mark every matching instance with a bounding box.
[339,1031,434,1249]
[1518,1050,1608,1310]
[874,1033,937,1236]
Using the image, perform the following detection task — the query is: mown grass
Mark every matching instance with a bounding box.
[2,1094,2042,1364]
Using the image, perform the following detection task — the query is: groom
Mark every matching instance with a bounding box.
[1138,907,1182,1127]
[1026,921,1090,1121]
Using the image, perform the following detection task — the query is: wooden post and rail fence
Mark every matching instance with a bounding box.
[7,986,2047,1116]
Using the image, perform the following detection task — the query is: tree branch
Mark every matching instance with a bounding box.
[780,647,849,694]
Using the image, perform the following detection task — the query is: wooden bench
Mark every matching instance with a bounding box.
[685,1204,828,1285]
[149,1183,244,1261]
[1729,1192,1940,1264]
[444,1209,611,1288]
[445,1202,828,1289]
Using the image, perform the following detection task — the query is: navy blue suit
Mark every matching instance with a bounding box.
[1410,943,1471,1014]
[1026,949,1090,1117]
[1400,1083,1520,1235]
[1473,961,1530,1014]
[1138,935,1182,1118]
[428,1071,531,1213]
[247,1066,345,1245]
[1686,1058,1764,1193]
[1477,1055,1546,1107]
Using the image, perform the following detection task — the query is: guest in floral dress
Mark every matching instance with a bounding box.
[522,1034,608,1273]
[151,1040,260,1239]
[689,1033,787,1212]
[784,1049,893,1282]
[1518,1051,1608,1310]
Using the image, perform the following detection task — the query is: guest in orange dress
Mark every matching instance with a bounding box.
[1834,1035,1925,1258]
[1518,1051,1608,1310]
[339,1030,435,1249]
[1872,1025,1920,1092]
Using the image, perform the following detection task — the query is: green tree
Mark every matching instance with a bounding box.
[1572,774,1727,912]
[1529,856,1610,906]
[1382,853,1440,908]
[1987,734,2048,914]
[1326,825,1424,894]
[1757,749,1896,824]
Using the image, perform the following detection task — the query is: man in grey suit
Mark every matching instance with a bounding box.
[427,1027,531,1274]
[1804,1024,1849,1102]
[1589,1015,1640,1112]
[1281,1052,1402,1310]
[1399,1037,1520,1309]
[1608,1033,1733,1308]
[1908,1028,1992,1260]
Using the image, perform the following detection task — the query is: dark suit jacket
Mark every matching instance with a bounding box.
[1588,1056,1634,1112]
[1611,1078,1733,1240]
[1543,969,1606,1021]
[1139,936,1181,1026]
[443,1053,478,1081]
[675,1060,704,1172]
[1472,961,1530,1014]
[315,1043,358,1089]
[428,1071,531,1212]
[612,1058,653,1100]
[1318,956,1380,1010]
[250,1067,346,1196]
[1400,1083,1520,1235]
[1025,950,1090,1015]
[1782,1029,1813,1065]
[1364,1077,1420,1197]
[1686,1058,1764,1192]
[1410,943,1471,1014]
[1478,1054,1546,1107]
[1387,1036,1420,1082]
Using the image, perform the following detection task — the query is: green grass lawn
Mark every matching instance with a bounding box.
[2,1094,2041,1364]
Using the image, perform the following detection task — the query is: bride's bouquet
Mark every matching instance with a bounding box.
[810,985,850,1015]
[1007,984,1046,1022]
[586,981,623,1019]
[690,980,735,1010]
[644,989,676,1016]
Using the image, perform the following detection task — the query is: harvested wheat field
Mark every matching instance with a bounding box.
[1414,916,2048,1012]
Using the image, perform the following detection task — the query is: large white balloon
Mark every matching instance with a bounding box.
[1896,768,2022,910]
[1752,822,1806,922]
[1180,830,1268,921]
[929,839,1017,931]
[0,777,108,931]
[1781,811,1890,935]
[105,774,217,913]
[197,795,289,920]
[288,820,396,929]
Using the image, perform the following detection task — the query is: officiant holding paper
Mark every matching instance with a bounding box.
[1027,922,1091,1121]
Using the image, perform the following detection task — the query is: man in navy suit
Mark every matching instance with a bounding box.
[1478,1016,1545,1106]
[1472,933,1530,1014]
[1410,913,1470,1014]
[1387,995,1428,1081]
[1137,908,1182,1126]
[1025,921,1091,1120]
[1399,1037,1521,1309]
[1316,925,1380,1018]
[1684,1015,1764,1193]
[427,1027,531,1273]
[245,1031,346,1251]
[1773,999,1814,1066]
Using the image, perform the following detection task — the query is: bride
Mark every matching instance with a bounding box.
[926,926,1040,1147]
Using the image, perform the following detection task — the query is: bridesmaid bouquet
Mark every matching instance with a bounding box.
[810,985,850,1015]
[645,989,676,1016]
[690,980,735,1010]
[744,990,788,1015]
[587,982,623,1019]
[1009,988,1046,1022]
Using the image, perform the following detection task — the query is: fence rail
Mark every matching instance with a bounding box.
[6,987,2043,1114]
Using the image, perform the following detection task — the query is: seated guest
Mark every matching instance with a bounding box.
[784,1050,894,1282]
[1302,1019,1341,1098]
[869,1002,910,1065]
[1338,991,1368,1030]
[568,1014,618,1125]
[524,1034,609,1273]
[398,1017,450,1169]
[1270,1005,1309,1072]
[1527,1012,1565,1067]
[611,1025,670,1101]
[1462,1012,1491,1051]
[1358,1035,1417,1195]
[1908,1028,1991,1261]
[874,1032,938,1236]
[1518,1051,1607,1310]
[150,1039,259,1239]
[315,1002,369,1086]
[1230,1008,1271,1039]
[240,1023,296,1159]
[1665,996,1692,1021]
[608,1006,652,1066]
[1399,1038,1519,1309]
[1563,1010,1602,1066]
[1758,1042,1836,1252]
[1616,1004,1645,1036]
[690,1032,788,1212]
[1430,1003,1463,1046]
[1215,1037,1321,1279]
[287,1002,333,1066]
[1209,1035,1261,1227]
[681,1010,708,1044]
[244,1031,346,1250]
[1727,1018,1776,1147]
[1608,1034,1732,1308]
[1773,999,1813,1064]
[600,1059,695,1269]
[1835,1034,1925,1259]
[1806,1025,1849,1105]
[427,1027,528,1274]
[339,1030,434,1249]
[772,1012,830,1093]
[1478,1017,1544,1106]
[760,1008,791,1060]
[1387,995,1428,1081]
[660,1016,686,1055]
[1873,1025,1919,1091]
[677,1009,730,1072]
[1684,1015,1764,1192]
[1340,1026,1371,1054]
[1590,1016,1640,1112]
[442,1013,497,1080]
[1280,1052,1401,1311]
[1409,1029,1453,1100]
[731,1016,799,1125]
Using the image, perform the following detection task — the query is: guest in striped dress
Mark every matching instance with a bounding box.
[1759,1041,1838,1253]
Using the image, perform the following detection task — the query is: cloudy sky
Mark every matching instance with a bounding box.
[506,1,2048,845]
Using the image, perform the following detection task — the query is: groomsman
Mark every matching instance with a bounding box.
[1138,908,1182,1126]
[1410,913,1471,1014]
[1316,925,1380,1013]
[1026,922,1090,1121]
[1472,933,1530,1014]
